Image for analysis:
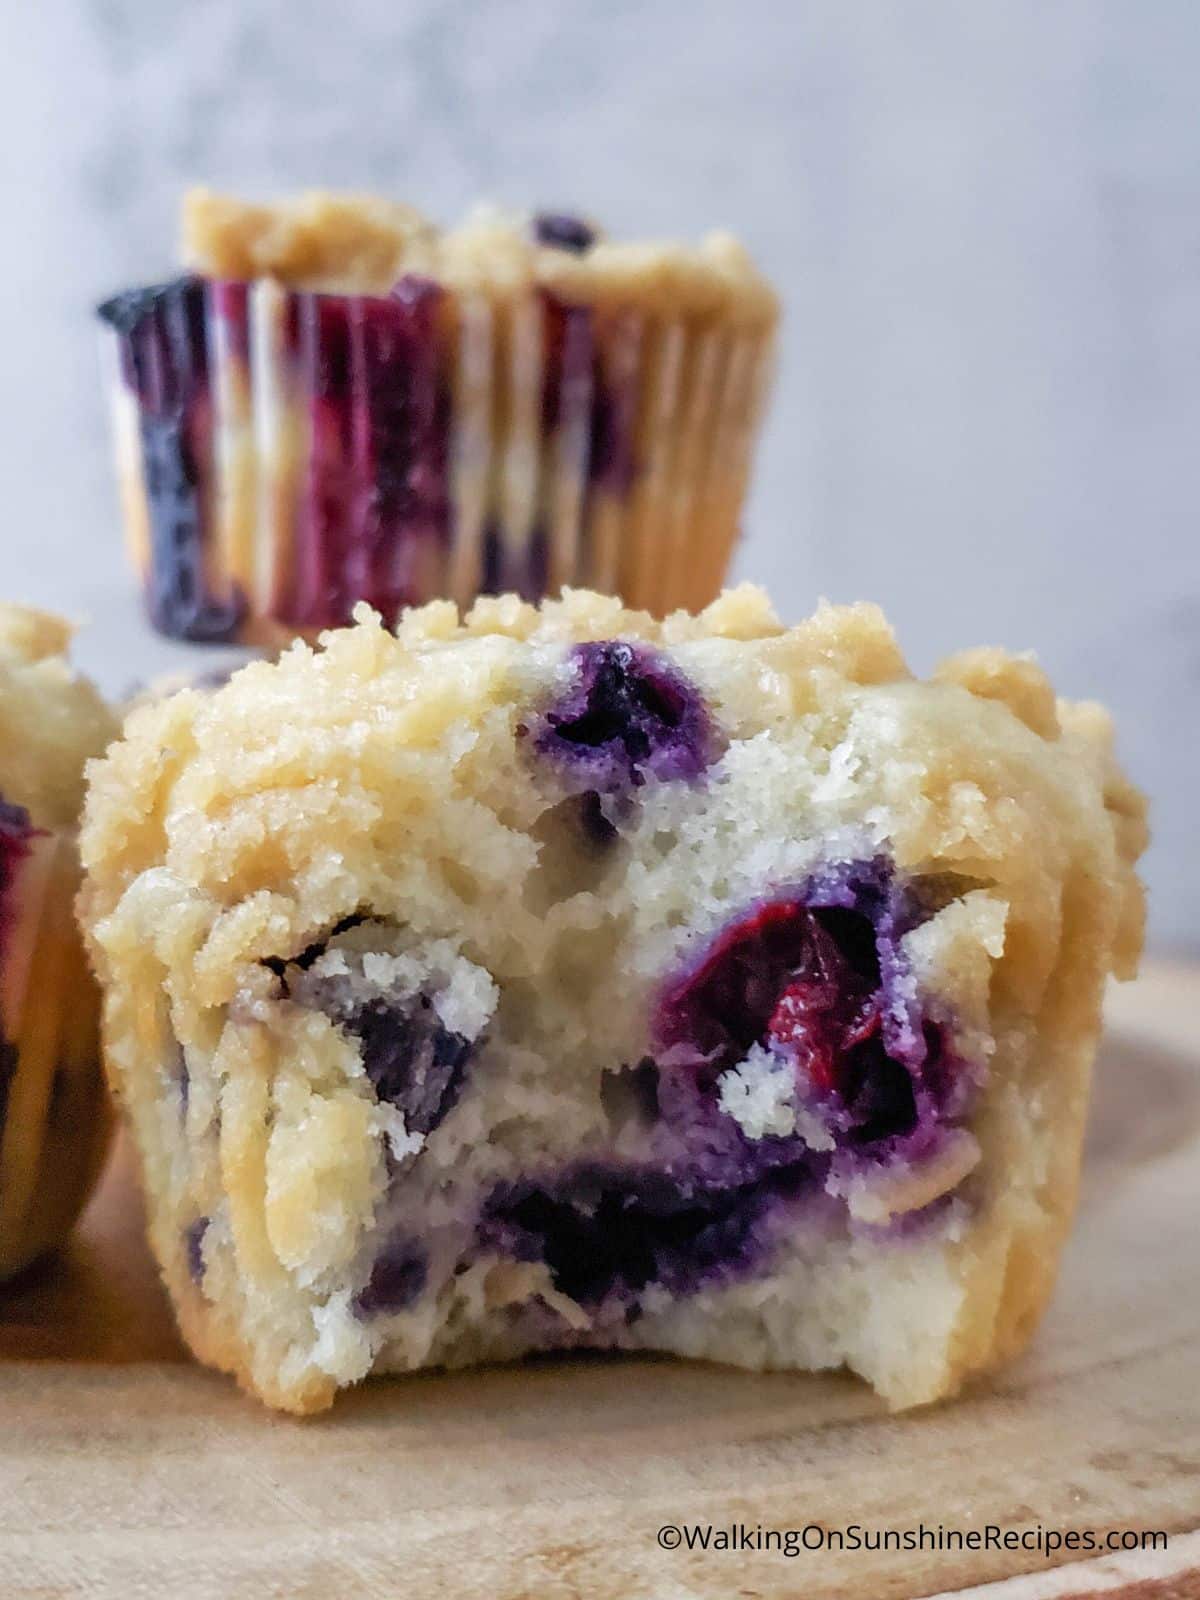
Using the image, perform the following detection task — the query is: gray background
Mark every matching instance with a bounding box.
[0,1,1194,947]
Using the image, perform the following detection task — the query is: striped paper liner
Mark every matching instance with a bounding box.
[101,277,776,645]
[0,828,111,1279]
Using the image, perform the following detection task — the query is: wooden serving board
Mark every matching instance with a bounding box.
[1,965,1198,1600]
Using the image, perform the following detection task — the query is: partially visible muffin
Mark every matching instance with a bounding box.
[0,605,118,1279]
[79,586,1144,1414]
[97,189,778,644]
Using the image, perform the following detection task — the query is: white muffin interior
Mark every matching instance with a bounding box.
[80,587,1145,1412]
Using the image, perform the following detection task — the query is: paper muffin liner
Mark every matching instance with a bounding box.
[99,274,776,643]
[0,814,112,1279]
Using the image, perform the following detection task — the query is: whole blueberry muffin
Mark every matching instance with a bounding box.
[0,606,118,1279]
[78,587,1145,1413]
[97,189,778,645]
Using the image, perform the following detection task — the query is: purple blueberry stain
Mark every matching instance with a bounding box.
[100,271,453,638]
[480,1160,807,1308]
[480,521,504,595]
[101,257,638,635]
[210,278,251,365]
[354,1236,428,1316]
[99,276,244,642]
[476,857,979,1318]
[0,797,36,1136]
[527,641,718,807]
[479,520,549,601]
[284,275,451,630]
[540,290,639,500]
[0,1035,15,1144]
[98,277,198,349]
[184,1216,208,1285]
[587,360,639,496]
[178,1047,190,1115]
[0,796,35,962]
[541,294,593,436]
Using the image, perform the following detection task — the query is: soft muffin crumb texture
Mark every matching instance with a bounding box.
[79,584,1146,1413]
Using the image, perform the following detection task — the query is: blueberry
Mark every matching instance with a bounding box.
[168,1039,189,1114]
[284,973,473,1138]
[273,925,484,1138]
[835,1036,918,1145]
[654,859,960,1149]
[343,995,473,1137]
[184,1217,208,1284]
[0,796,34,862]
[354,1237,428,1316]
[528,641,717,803]
[532,213,596,253]
[656,896,822,1074]
[481,1161,800,1306]
[102,271,456,637]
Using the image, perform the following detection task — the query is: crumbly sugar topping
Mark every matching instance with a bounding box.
[0,604,117,827]
[182,188,780,327]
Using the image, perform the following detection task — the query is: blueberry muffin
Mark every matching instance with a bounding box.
[0,606,118,1279]
[97,190,778,644]
[78,587,1145,1413]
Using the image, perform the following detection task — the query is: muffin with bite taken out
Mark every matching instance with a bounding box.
[78,584,1145,1413]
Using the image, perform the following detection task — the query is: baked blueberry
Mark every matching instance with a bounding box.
[529,640,717,802]
[354,1238,428,1316]
[532,212,596,253]
[481,1161,794,1306]
[185,1217,209,1285]
[655,861,948,1148]
[284,925,495,1141]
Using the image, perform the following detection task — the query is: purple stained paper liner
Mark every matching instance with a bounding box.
[99,273,776,644]
[0,809,111,1279]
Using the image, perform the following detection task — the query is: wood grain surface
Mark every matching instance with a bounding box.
[0,964,1197,1600]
